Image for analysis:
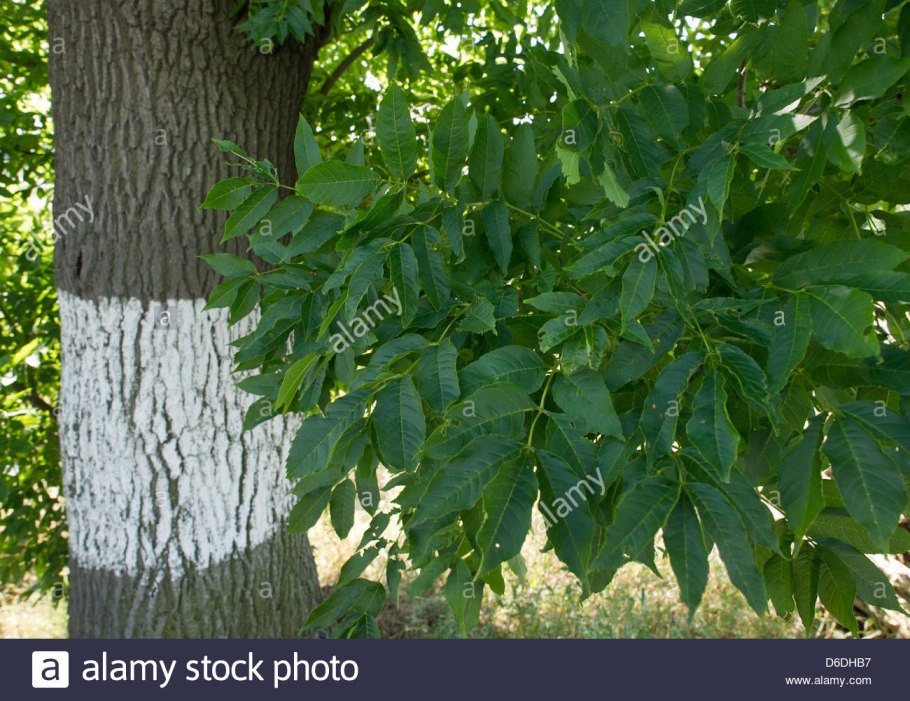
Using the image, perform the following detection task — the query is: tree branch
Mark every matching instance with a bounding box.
[737,60,747,109]
[320,35,376,96]
[27,391,56,415]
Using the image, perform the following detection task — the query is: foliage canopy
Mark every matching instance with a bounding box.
[208,0,910,637]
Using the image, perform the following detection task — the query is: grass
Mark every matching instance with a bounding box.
[310,509,814,639]
[0,581,66,638]
[3,511,829,639]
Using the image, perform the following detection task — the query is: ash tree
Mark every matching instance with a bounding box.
[44,0,508,637]
[206,0,910,636]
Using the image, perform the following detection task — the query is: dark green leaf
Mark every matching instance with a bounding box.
[664,494,709,615]
[823,418,906,550]
[377,85,418,179]
[685,370,739,481]
[476,455,537,573]
[374,376,426,472]
[296,161,378,207]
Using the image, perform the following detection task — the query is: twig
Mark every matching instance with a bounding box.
[320,35,376,96]
[737,59,747,109]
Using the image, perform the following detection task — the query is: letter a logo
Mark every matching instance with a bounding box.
[32,651,69,688]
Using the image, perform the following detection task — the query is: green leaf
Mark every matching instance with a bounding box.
[459,346,547,395]
[345,250,387,319]
[296,160,378,207]
[841,401,910,453]
[525,292,584,313]
[593,477,680,570]
[817,541,905,613]
[374,376,426,472]
[641,22,693,81]
[476,455,537,573]
[779,415,825,541]
[431,98,469,193]
[538,315,580,352]
[818,547,859,635]
[839,270,910,303]
[388,242,420,327]
[753,0,807,84]
[639,84,688,148]
[702,31,761,93]
[582,0,630,49]
[305,579,385,630]
[459,297,497,334]
[551,368,622,438]
[294,114,322,176]
[544,412,599,475]
[641,351,704,458]
[287,394,365,478]
[808,509,910,554]
[793,544,820,633]
[763,554,795,617]
[411,436,522,525]
[682,453,779,552]
[812,347,910,394]
[616,105,661,178]
[535,449,596,592]
[768,294,811,394]
[337,546,380,587]
[808,286,879,359]
[482,202,512,274]
[222,186,278,241]
[685,370,739,481]
[689,482,768,615]
[789,118,830,210]
[200,253,256,277]
[228,280,260,324]
[596,163,630,208]
[716,342,769,413]
[731,0,779,22]
[423,383,533,459]
[329,480,357,538]
[445,560,483,635]
[823,418,906,550]
[204,276,246,310]
[201,177,255,210]
[834,57,910,107]
[212,139,249,159]
[619,256,656,331]
[503,123,538,206]
[774,240,908,289]
[664,494,709,615]
[415,338,460,413]
[740,144,795,170]
[411,225,450,310]
[275,355,317,411]
[469,114,505,199]
[289,487,331,533]
[679,0,726,17]
[377,85,417,179]
[256,195,312,239]
[829,111,865,173]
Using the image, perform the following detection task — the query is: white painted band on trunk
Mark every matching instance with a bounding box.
[58,290,296,578]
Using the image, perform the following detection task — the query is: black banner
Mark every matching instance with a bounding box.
[4,639,907,699]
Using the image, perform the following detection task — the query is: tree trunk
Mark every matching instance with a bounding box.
[47,0,326,637]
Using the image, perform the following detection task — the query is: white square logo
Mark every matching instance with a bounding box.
[32,651,69,688]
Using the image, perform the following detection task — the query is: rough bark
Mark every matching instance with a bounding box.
[47,0,327,637]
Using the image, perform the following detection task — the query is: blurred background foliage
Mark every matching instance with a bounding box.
[0,0,64,598]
